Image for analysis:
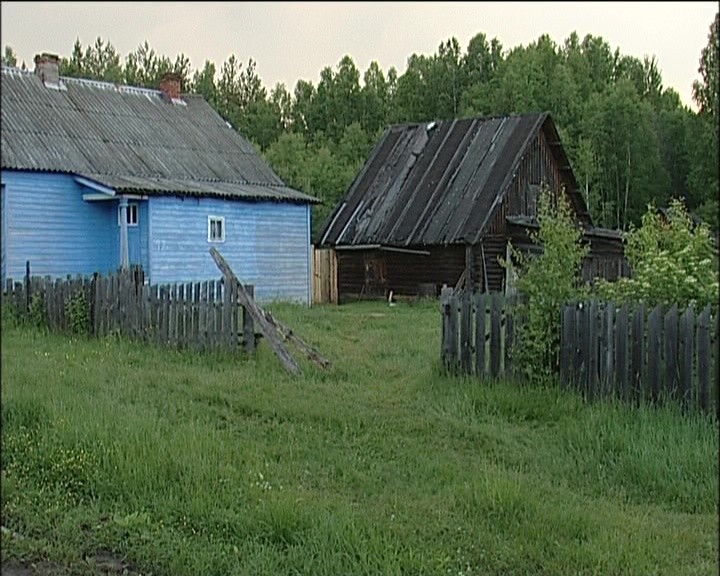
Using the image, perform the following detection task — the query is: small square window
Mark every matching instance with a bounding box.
[208,216,225,243]
[118,203,138,227]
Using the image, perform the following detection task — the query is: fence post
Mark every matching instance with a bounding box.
[24,260,31,313]
[679,305,695,412]
[243,285,255,354]
[696,305,711,414]
[664,304,679,403]
[615,304,629,402]
[572,302,583,392]
[222,276,232,351]
[475,292,487,377]
[440,286,458,373]
[577,302,590,396]
[191,282,200,350]
[630,304,646,406]
[587,300,599,402]
[603,303,615,398]
[647,305,663,405]
[460,245,475,375]
[560,303,574,388]
[489,293,502,379]
[504,297,514,379]
[460,287,473,375]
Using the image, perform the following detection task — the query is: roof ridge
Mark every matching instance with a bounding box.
[388,111,548,131]
[1,64,170,99]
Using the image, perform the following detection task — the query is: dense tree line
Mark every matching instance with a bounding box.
[3,12,718,236]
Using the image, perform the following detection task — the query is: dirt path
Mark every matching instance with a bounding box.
[1,553,144,576]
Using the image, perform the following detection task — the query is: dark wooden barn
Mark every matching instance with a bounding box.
[315,112,628,300]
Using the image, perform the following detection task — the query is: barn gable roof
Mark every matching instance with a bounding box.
[317,112,591,247]
[0,65,319,204]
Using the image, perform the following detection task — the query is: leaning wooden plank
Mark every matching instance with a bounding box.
[242,284,256,353]
[262,309,331,369]
[209,247,301,376]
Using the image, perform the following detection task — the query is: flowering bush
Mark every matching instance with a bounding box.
[594,198,719,308]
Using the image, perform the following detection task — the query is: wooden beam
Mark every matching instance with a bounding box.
[262,309,331,369]
[209,247,301,376]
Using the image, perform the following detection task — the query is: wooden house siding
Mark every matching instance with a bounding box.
[149,197,312,304]
[2,64,319,302]
[505,132,575,222]
[337,247,465,299]
[126,201,150,274]
[336,238,509,300]
[1,171,118,279]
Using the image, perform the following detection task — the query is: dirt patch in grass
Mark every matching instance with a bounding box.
[1,553,144,576]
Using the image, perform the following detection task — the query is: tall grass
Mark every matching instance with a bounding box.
[1,300,717,575]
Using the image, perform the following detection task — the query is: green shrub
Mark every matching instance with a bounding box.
[28,291,47,329]
[595,198,719,308]
[65,290,90,335]
[502,186,588,382]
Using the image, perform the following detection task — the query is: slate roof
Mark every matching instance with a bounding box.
[0,66,319,203]
[318,112,590,247]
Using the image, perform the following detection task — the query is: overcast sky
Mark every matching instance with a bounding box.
[1,2,717,110]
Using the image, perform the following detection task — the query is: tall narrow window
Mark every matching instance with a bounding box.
[208,216,225,242]
[118,203,139,226]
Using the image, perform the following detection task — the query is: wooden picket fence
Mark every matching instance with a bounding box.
[3,271,255,353]
[560,301,719,415]
[439,287,719,416]
[440,287,516,379]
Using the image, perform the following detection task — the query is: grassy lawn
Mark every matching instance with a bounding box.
[1,299,717,575]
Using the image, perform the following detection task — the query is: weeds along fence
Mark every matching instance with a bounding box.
[3,271,256,353]
[440,287,719,416]
[560,300,719,416]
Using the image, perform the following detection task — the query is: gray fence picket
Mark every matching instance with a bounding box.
[460,289,473,374]
[560,304,575,388]
[475,292,487,377]
[696,305,711,414]
[440,287,458,373]
[603,303,615,398]
[490,293,502,379]
[505,303,514,378]
[588,300,599,402]
[615,304,629,402]
[679,305,695,411]
[664,305,679,402]
[647,305,662,404]
[630,304,645,405]
[243,284,255,353]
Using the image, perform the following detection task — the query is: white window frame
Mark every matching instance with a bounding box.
[208,215,225,243]
[118,203,139,227]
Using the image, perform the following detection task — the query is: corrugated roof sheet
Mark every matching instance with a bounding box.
[318,112,588,247]
[1,67,319,204]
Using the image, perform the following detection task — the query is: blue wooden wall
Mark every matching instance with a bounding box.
[1,171,118,280]
[1,171,313,304]
[149,196,312,304]
[125,200,149,273]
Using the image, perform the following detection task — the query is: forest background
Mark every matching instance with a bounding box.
[3,11,717,237]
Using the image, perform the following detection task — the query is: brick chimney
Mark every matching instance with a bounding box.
[34,52,60,85]
[159,73,182,101]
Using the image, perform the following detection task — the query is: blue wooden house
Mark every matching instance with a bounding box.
[1,53,320,304]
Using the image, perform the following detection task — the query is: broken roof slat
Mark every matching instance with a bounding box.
[316,111,592,248]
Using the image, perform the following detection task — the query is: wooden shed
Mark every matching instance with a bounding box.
[315,112,628,301]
